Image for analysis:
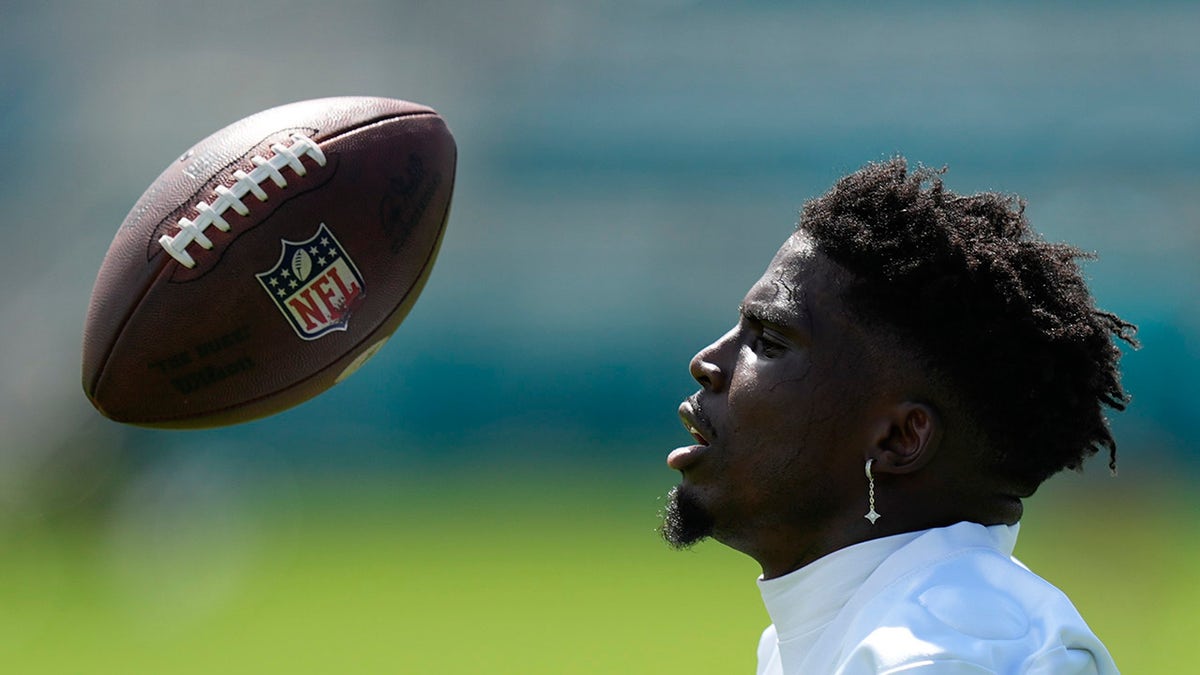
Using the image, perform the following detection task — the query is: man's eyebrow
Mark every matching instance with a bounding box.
[738,301,797,328]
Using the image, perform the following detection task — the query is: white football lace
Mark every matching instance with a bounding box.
[158,133,327,268]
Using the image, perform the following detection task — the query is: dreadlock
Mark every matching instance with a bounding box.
[799,158,1137,491]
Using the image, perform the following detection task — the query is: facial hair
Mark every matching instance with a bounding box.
[659,484,715,549]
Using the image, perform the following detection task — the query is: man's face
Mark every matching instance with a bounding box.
[662,232,884,571]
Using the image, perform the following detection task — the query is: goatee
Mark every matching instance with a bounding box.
[659,485,715,549]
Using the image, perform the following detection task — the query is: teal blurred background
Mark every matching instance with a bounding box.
[2,1,1197,672]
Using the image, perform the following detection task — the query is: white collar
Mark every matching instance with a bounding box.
[757,530,924,643]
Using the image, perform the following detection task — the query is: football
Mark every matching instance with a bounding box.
[82,96,457,428]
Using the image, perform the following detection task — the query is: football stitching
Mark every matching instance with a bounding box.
[157,133,327,268]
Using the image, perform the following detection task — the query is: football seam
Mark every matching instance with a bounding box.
[86,110,441,411]
[157,133,328,268]
[156,110,440,271]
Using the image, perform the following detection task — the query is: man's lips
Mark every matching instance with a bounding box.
[668,397,715,471]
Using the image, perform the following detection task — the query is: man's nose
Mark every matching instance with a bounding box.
[689,329,734,392]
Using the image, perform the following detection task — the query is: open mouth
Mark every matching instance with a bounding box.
[678,398,714,446]
[669,398,715,472]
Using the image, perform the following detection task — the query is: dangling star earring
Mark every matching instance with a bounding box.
[864,458,880,525]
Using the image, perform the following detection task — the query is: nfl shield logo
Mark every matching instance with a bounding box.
[256,223,366,340]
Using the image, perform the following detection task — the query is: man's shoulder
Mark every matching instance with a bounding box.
[894,537,1065,614]
[836,538,1116,673]
[856,544,1077,644]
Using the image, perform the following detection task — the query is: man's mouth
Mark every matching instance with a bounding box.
[668,397,714,471]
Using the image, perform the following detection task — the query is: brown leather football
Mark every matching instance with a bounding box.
[82,96,456,428]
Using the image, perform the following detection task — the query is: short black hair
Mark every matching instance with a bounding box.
[799,158,1137,491]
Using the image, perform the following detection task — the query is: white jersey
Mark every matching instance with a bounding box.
[755,522,1118,674]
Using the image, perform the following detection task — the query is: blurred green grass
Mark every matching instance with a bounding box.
[1,468,1194,673]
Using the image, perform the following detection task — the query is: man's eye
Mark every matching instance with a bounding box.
[752,334,786,357]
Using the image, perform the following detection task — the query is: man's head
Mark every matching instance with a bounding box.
[661,158,1136,578]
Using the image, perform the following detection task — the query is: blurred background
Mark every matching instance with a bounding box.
[2,1,1197,672]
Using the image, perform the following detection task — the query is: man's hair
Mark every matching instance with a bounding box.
[799,158,1137,491]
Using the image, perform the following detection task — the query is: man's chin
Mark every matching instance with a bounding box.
[659,484,715,549]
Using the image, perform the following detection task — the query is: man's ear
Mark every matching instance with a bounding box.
[871,402,940,474]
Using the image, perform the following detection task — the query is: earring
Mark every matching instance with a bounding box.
[864,458,880,524]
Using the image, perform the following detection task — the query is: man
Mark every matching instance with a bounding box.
[661,158,1135,674]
